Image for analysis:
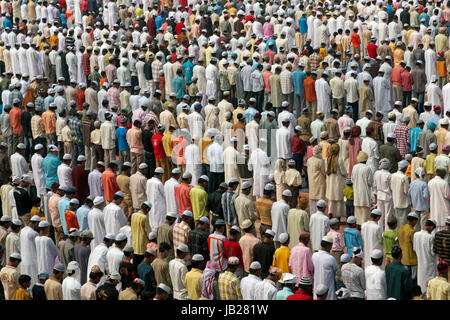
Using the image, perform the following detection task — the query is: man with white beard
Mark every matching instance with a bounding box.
[103,191,127,235]
[19,215,41,286]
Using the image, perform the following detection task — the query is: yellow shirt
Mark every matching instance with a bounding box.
[343,186,354,200]
[272,245,291,277]
[397,223,417,266]
[162,132,173,157]
[424,153,437,175]
[31,206,44,217]
[255,197,274,226]
[13,287,32,300]
[426,276,450,300]
[200,138,212,164]
[189,185,208,220]
[233,107,245,124]
[131,210,152,255]
[185,268,203,300]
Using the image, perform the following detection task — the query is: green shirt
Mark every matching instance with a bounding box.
[385,260,413,300]
[382,229,398,259]
[237,153,252,179]
[379,143,402,173]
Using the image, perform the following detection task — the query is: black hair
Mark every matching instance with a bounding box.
[321,240,332,248]
[156,287,167,295]
[18,274,31,286]
[113,194,123,201]
[191,260,203,269]
[230,228,240,236]
[159,242,171,252]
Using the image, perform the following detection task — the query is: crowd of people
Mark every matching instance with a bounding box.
[0,0,449,302]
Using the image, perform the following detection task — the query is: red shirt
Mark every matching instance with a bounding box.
[174,182,192,217]
[367,44,378,59]
[9,107,23,134]
[151,132,166,159]
[290,135,307,155]
[351,33,360,47]
[75,89,85,110]
[286,290,314,300]
[83,53,90,76]
[59,0,66,9]
[101,168,120,202]
[401,69,414,91]
[303,77,317,102]
[65,210,80,230]
[223,240,244,268]
[174,22,185,35]
[391,65,404,86]
[80,0,88,12]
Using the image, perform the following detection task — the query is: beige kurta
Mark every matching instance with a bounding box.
[223,146,240,184]
[410,157,425,182]
[338,138,350,173]
[287,209,310,249]
[402,105,419,129]
[44,278,63,300]
[129,171,147,209]
[326,158,348,217]
[306,156,326,200]
[0,265,19,300]
[218,100,234,125]
[234,194,256,225]
[0,184,13,217]
[358,85,374,117]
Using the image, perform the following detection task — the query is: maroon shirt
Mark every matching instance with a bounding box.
[72,165,90,203]
[290,135,307,155]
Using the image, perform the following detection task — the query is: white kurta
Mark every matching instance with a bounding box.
[315,78,332,118]
[19,226,39,285]
[361,220,383,268]
[240,274,262,300]
[87,208,106,251]
[103,203,127,236]
[164,178,179,215]
[253,279,278,300]
[106,246,124,275]
[57,163,73,188]
[365,265,387,300]
[35,235,58,274]
[309,211,330,251]
[275,127,292,159]
[168,258,188,300]
[31,153,46,196]
[424,49,437,84]
[146,177,166,232]
[373,76,391,113]
[86,242,109,285]
[248,148,270,198]
[361,137,379,175]
[312,250,339,300]
[223,146,240,184]
[271,200,290,242]
[413,230,437,293]
[185,144,202,186]
[245,121,259,153]
[62,275,81,300]
[11,152,29,178]
[443,82,450,115]
[428,176,450,227]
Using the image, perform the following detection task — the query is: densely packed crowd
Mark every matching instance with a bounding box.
[0,0,449,301]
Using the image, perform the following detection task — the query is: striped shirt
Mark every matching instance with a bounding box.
[31,114,45,139]
[221,190,238,225]
[172,221,191,251]
[151,60,163,83]
[433,230,450,264]
[68,117,83,144]
[218,270,242,300]
[208,232,227,272]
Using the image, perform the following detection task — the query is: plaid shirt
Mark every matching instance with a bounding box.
[68,117,83,144]
[152,60,163,83]
[83,53,91,76]
[107,87,120,107]
[31,115,45,139]
[394,123,410,157]
[82,119,94,146]
[218,69,231,91]
[187,228,209,260]
[218,270,243,300]
[221,190,238,225]
[308,53,322,72]
[173,221,191,250]
[280,70,293,94]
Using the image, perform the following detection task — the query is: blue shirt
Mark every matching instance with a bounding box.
[343,227,364,257]
[409,127,423,152]
[43,96,54,111]
[419,13,429,26]
[116,127,130,151]
[60,13,67,25]
[42,154,62,189]
[172,76,186,99]
[292,70,307,95]
[427,114,440,128]
[57,196,70,235]
[76,205,91,231]
[155,16,164,30]
[244,107,258,123]
[3,19,12,29]
[298,18,307,34]
[182,61,194,84]
[408,179,429,211]
[275,287,294,300]
[266,38,277,53]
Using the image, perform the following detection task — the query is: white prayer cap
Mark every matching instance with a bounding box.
[192,254,204,262]
[107,273,121,281]
[182,210,193,217]
[166,212,177,219]
[0,215,11,222]
[93,196,105,205]
[143,201,152,208]
[353,247,364,258]
[63,153,72,160]
[158,283,172,294]
[199,175,209,182]
[408,212,419,219]
[171,168,181,175]
[241,181,252,189]
[265,229,276,238]
[415,167,426,178]
[77,155,86,162]
[10,252,21,260]
[387,133,396,139]
[282,273,297,284]
[243,144,250,151]
[48,145,59,152]
[347,216,357,224]
[182,172,192,179]
[336,288,351,299]
[441,118,450,125]
[115,233,127,241]
[34,144,44,151]
[394,100,402,106]
[138,163,148,169]
[114,191,125,198]
[315,284,328,296]
[250,261,262,270]
[69,198,80,205]
[281,101,289,107]
[322,235,333,244]
[317,199,327,208]
[199,216,210,224]
[154,167,164,174]
[371,249,384,260]
[282,189,292,197]
[330,218,339,226]
[229,177,239,184]
[17,143,26,149]
[54,263,66,272]
[148,231,157,240]
[30,215,42,222]
[295,125,302,132]
[264,183,275,191]
[81,230,94,238]
[279,233,289,244]
[340,253,351,263]
[231,226,240,233]
[123,162,132,168]
[105,233,116,240]
[231,137,238,143]
[177,244,189,253]
[21,175,32,184]
[398,160,408,170]
[371,208,382,216]
[227,256,240,265]
[67,261,79,272]
[429,143,437,151]
[11,219,22,226]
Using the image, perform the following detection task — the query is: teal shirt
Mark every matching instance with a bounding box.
[42,154,62,189]
[172,76,186,99]
[385,261,413,300]
[274,287,294,300]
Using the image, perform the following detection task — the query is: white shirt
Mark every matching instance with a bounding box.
[103,202,128,236]
[365,265,387,300]
[270,199,289,242]
[57,163,73,188]
[309,211,330,251]
[312,250,339,300]
[240,274,262,300]
[361,220,383,268]
[253,279,278,300]
[62,274,81,300]
[35,235,58,274]
[106,245,124,275]
[164,178,179,215]
[413,230,437,293]
[276,126,292,159]
[87,242,109,284]
[207,142,224,173]
[87,208,106,251]
[146,177,166,231]
[19,226,39,284]
[168,258,188,300]
[31,153,46,196]
[11,152,29,178]
[88,170,104,198]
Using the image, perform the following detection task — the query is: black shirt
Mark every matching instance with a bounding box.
[13,187,32,216]
[32,283,47,301]
[21,112,33,137]
[96,282,119,300]
[253,242,276,278]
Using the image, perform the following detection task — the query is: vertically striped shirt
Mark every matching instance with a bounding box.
[31,114,45,139]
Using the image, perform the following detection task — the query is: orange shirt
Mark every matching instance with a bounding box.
[351,33,361,47]
[42,110,56,134]
[174,182,192,217]
[9,107,23,134]
[49,35,59,50]
[436,60,447,77]
[65,210,80,230]
[303,77,317,102]
[102,168,120,202]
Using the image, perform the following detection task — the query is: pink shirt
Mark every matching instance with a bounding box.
[288,242,314,286]
[263,22,274,39]
[327,229,346,252]
[262,71,272,92]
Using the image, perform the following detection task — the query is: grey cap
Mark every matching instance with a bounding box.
[315,284,328,295]
[54,263,65,272]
